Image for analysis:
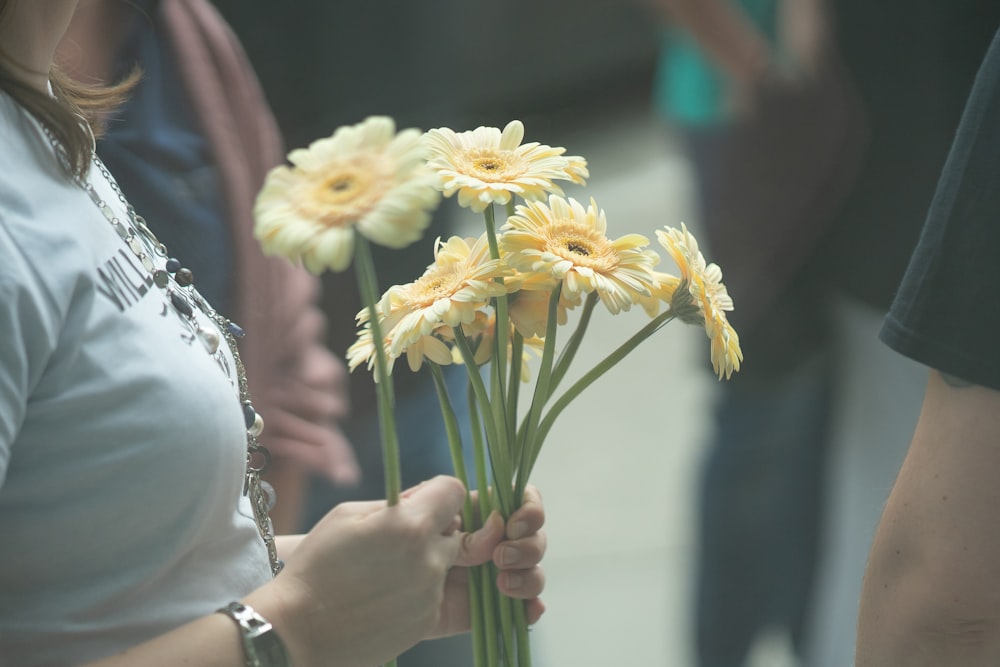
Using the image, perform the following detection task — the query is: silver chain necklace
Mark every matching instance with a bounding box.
[46,125,283,577]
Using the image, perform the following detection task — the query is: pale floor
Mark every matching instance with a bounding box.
[450,104,802,667]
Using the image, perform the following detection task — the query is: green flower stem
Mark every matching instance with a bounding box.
[462,359,515,666]
[483,205,512,454]
[468,571,487,667]
[479,564,500,667]
[483,203,502,260]
[453,328,513,516]
[427,363,485,667]
[548,292,599,398]
[489,359,509,492]
[355,235,400,667]
[469,386,499,667]
[514,599,532,667]
[427,362,473,496]
[353,233,401,507]
[528,309,677,477]
[514,285,561,502]
[468,382,492,528]
[507,333,524,463]
[497,576,516,663]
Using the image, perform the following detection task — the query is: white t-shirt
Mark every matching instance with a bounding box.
[0,93,271,666]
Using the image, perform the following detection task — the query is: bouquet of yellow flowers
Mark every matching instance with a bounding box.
[253,116,742,667]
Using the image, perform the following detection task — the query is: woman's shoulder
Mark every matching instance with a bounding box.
[0,94,107,324]
[0,92,103,243]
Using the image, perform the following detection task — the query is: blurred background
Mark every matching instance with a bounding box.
[206,1,1000,665]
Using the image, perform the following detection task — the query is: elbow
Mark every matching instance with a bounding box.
[857,548,1000,665]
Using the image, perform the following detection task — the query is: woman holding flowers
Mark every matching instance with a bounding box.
[0,2,547,666]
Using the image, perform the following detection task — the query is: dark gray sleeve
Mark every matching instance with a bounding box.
[879,29,1000,391]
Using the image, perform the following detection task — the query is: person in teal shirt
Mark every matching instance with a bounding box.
[647,1,852,665]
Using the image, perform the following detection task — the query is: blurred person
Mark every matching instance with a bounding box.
[0,0,549,665]
[853,24,1000,666]
[648,1,863,663]
[58,0,361,534]
[803,4,1000,665]
[649,1,1000,665]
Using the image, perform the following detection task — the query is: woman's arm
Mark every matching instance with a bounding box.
[81,478,546,667]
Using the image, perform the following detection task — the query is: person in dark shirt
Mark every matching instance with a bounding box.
[855,25,1000,666]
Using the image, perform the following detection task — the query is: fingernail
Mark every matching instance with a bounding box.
[504,572,523,590]
[508,520,527,540]
[499,545,520,566]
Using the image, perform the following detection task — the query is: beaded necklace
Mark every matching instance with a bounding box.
[45,125,283,577]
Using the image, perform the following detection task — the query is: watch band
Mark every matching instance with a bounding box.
[217,601,292,667]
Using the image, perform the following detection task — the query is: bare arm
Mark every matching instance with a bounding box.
[78,601,272,667]
[77,480,546,667]
[856,370,1000,665]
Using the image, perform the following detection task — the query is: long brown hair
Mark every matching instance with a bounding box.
[0,0,137,180]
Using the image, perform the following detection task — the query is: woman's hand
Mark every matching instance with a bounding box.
[254,476,547,667]
[433,484,547,638]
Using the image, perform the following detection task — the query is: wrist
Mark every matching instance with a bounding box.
[217,601,292,667]
[245,577,318,667]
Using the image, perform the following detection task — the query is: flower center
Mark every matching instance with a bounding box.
[412,266,464,305]
[319,169,367,204]
[465,150,525,182]
[329,175,355,193]
[475,158,501,172]
[296,156,392,228]
[549,224,616,270]
[566,241,591,256]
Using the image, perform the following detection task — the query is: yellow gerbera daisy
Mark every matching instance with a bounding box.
[348,317,455,376]
[378,234,510,358]
[656,224,742,379]
[500,195,659,314]
[423,120,589,212]
[254,116,441,273]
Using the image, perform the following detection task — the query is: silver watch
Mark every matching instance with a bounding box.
[217,601,292,667]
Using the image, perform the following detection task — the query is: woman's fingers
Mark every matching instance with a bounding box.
[493,485,547,572]
[494,529,547,569]
[505,484,545,540]
[451,512,505,567]
[523,598,546,625]
[497,564,546,600]
[401,476,467,533]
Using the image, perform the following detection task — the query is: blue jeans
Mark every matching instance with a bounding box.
[695,345,834,667]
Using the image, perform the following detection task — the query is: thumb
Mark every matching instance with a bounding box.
[402,476,468,533]
[452,511,505,567]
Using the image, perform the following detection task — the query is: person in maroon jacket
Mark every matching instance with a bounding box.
[60,0,361,533]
